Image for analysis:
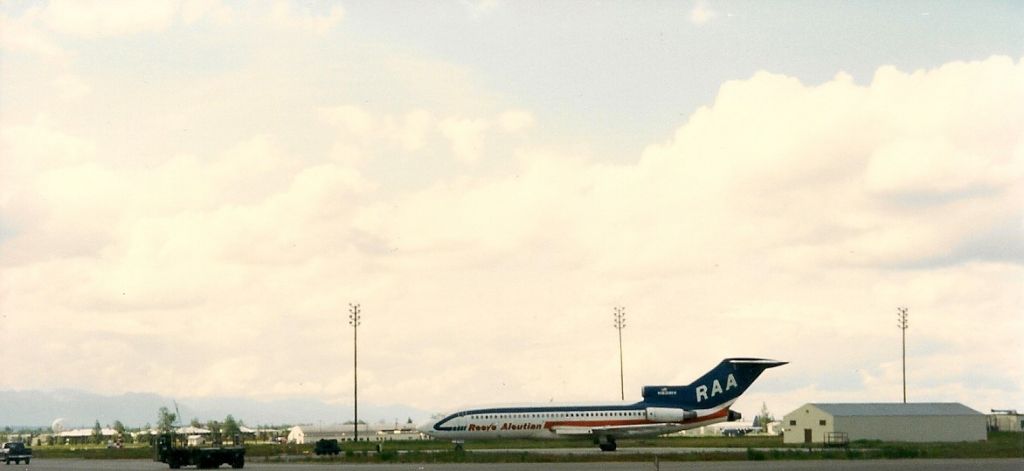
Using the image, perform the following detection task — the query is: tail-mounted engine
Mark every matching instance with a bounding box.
[645,407,697,423]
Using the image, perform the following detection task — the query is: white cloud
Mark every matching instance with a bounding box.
[269,0,344,36]
[689,0,718,25]
[497,109,535,133]
[398,109,436,151]
[320,105,379,139]
[439,117,490,163]
[42,0,179,37]
[462,0,501,19]
[1,48,1021,416]
[180,0,233,25]
[52,75,91,101]
[0,8,68,61]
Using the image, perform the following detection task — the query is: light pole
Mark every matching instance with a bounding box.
[897,307,908,403]
[349,303,362,442]
[613,306,626,401]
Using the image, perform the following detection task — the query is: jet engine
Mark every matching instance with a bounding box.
[645,407,697,423]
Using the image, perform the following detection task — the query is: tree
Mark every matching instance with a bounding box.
[206,420,222,444]
[222,415,241,438]
[157,407,177,434]
[112,420,126,440]
[91,420,103,444]
[757,402,775,427]
[190,418,202,428]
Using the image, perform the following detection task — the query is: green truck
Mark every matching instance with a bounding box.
[313,438,341,455]
[0,442,31,465]
[154,434,244,469]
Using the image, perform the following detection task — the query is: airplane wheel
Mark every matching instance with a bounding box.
[599,443,617,452]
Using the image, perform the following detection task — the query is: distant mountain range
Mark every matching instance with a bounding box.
[0,389,429,429]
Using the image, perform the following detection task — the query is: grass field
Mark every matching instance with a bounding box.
[31,432,1024,463]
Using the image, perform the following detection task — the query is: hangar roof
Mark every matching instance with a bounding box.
[810,403,982,417]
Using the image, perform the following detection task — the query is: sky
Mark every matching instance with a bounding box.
[1,0,1022,425]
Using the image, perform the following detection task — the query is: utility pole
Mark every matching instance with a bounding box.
[613,306,626,401]
[897,307,908,403]
[349,303,362,443]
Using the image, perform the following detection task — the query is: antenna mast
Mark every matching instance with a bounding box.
[897,307,909,403]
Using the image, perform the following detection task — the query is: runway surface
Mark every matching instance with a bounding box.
[19,458,1024,471]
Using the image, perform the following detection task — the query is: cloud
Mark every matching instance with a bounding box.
[269,0,344,36]
[689,1,718,25]
[438,117,490,163]
[1,52,1021,416]
[16,1,341,39]
[42,0,179,37]
[462,0,501,19]
[0,8,68,60]
[498,110,535,133]
[52,75,92,101]
[180,0,233,25]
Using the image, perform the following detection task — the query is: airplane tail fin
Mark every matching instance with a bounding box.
[641,358,786,409]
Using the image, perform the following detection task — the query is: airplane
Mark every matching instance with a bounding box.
[419,357,786,451]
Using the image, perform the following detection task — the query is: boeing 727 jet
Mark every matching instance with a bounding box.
[420,358,786,451]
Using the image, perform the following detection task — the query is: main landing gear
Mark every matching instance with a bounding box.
[597,436,617,452]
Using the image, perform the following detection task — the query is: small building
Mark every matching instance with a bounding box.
[288,424,373,444]
[782,403,986,444]
[56,427,118,445]
[988,410,1023,432]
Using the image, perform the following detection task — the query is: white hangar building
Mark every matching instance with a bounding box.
[287,424,424,444]
[782,403,986,444]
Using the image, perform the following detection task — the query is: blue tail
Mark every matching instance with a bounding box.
[641,358,786,409]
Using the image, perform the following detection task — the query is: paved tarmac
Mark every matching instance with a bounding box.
[19,458,1024,471]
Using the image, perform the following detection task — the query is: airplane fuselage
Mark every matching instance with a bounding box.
[424,400,737,440]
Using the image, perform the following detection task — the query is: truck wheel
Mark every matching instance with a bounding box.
[23,459,29,465]
[231,458,244,469]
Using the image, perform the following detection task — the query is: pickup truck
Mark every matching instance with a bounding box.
[0,442,31,465]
